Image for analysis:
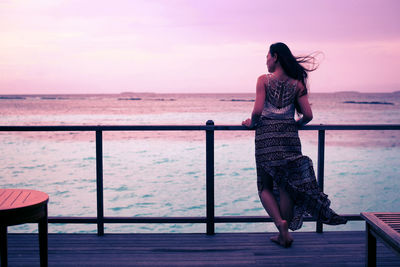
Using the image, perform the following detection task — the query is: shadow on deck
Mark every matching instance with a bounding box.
[7,231,400,266]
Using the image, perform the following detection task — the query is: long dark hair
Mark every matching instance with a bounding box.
[269,42,319,89]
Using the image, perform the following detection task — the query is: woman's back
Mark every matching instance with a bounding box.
[262,74,299,120]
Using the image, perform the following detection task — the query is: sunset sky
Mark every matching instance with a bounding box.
[1,0,399,94]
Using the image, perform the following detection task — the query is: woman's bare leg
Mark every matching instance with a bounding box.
[258,189,282,224]
[278,186,294,245]
[279,186,294,222]
[259,189,293,247]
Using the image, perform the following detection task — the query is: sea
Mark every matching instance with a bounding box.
[1,91,399,234]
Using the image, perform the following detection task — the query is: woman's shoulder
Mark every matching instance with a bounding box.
[257,74,269,80]
[257,74,271,85]
[295,80,308,97]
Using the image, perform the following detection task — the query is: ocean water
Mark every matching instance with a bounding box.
[0,92,399,233]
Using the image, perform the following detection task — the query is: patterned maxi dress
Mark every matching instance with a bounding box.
[255,74,347,231]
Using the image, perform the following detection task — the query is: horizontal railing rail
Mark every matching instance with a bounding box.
[1,124,400,131]
[1,123,399,236]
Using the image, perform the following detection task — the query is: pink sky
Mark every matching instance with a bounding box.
[1,0,400,94]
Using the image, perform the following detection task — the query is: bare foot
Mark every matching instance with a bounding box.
[270,234,293,248]
[270,235,280,244]
[272,220,293,248]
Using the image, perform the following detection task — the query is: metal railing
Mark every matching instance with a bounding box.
[1,122,399,236]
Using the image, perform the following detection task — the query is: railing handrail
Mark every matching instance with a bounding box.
[1,123,399,235]
[0,124,400,131]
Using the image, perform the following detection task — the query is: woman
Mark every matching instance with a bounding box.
[242,42,347,248]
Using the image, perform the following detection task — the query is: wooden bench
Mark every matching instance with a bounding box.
[0,189,49,267]
[361,212,400,267]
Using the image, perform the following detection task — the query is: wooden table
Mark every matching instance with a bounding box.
[0,189,49,267]
[361,212,400,267]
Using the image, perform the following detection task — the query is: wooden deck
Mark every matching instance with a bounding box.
[6,231,400,266]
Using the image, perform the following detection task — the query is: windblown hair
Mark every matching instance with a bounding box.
[269,42,319,89]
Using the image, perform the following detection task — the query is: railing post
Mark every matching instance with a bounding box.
[96,130,105,236]
[206,120,215,235]
[317,129,325,233]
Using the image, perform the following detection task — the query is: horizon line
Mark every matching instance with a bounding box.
[0,90,400,96]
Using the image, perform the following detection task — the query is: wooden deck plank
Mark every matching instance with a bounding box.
[6,231,400,266]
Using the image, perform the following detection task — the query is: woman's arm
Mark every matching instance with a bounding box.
[242,75,266,128]
[295,82,313,126]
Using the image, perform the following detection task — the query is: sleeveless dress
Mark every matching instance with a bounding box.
[255,74,347,231]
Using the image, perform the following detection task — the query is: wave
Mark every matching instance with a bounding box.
[343,101,394,105]
[118,97,142,101]
[220,99,255,102]
[41,97,69,100]
[334,91,360,94]
[153,98,176,101]
[0,96,26,100]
